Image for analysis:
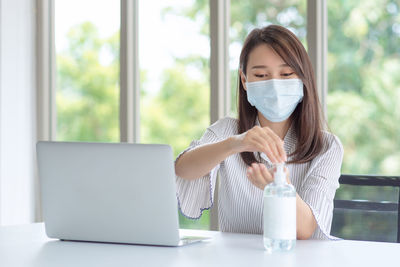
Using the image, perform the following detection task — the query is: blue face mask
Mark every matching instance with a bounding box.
[245,78,304,122]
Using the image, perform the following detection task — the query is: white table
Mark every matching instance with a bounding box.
[0,223,399,267]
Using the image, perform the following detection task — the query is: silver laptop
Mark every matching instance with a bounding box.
[36,141,208,246]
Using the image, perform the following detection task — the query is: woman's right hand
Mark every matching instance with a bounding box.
[229,125,287,163]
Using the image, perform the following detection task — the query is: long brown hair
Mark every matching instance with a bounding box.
[238,25,325,166]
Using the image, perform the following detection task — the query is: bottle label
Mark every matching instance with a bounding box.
[263,196,296,240]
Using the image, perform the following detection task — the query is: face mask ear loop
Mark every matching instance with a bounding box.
[244,74,249,92]
[243,71,248,84]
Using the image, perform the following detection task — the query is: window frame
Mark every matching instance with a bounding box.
[120,0,140,143]
[35,0,327,227]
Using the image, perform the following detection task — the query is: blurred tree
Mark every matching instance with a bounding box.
[162,0,400,234]
[176,0,400,176]
[57,0,400,234]
[327,0,400,175]
[326,0,400,240]
[141,57,210,157]
[140,56,211,229]
[161,0,308,230]
[56,22,119,142]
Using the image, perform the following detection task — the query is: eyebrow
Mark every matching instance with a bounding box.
[251,63,290,69]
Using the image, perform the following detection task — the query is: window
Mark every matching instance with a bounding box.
[44,1,398,235]
[327,0,400,176]
[327,0,400,240]
[55,0,120,142]
[229,0,307,115]
[139,0,211,229]
[48,0,311,231]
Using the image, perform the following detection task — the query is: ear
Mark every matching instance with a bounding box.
[240,69,248,91]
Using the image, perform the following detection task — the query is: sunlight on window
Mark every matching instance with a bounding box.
[327,0,400,176]
[229,0,307,115]
[55,0,120,142]
[139,0,211,230]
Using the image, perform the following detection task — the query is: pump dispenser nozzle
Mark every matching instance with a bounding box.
[274,163,286,184]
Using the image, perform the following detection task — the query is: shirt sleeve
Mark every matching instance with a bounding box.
[298,134,344,240]
[175,128,222,219]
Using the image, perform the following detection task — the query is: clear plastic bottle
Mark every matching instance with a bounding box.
[263,163,296,252]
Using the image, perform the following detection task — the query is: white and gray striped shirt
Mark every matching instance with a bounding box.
[175,116,343,240]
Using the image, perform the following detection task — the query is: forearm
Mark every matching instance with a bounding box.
[296,193,317,239]
[175,137,237,180]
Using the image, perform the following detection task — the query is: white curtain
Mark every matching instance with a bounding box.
[0,0,37,225]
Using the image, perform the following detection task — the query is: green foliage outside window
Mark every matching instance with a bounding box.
[57,22,119,142]
[56,0,400,236]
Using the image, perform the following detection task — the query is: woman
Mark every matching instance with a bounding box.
[174,25,343,240]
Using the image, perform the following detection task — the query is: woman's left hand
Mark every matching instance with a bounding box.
[246,163,290,190]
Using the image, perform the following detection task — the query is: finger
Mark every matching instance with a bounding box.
[247,166,258,183]
[246,166,257,186]
[274,138,286,162]
[276,141,287,162]
[250,135,278,163]
[257,143,278,164]
[255,129,281,163]
[251,163,266,188]
[259,164,273,184]
[246,166,253,179]
[263,135,281,163]
[254,163,273,187]
[251,163,261,179]
[263,128,286,162]
[251,127,281,163]
[263,127,287,162]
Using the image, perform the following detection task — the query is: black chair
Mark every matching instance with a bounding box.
[331,174,400,243]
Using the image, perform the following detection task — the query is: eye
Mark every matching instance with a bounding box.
[281,72,294,77]
[254,74,268,78]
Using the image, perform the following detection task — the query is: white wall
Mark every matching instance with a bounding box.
[0,0,36,225]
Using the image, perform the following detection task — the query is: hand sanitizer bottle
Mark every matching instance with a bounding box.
[263,163,296,252]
